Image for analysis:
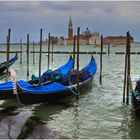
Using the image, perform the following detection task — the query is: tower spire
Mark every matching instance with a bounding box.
[68,16,72,27]
[68,16,73,39]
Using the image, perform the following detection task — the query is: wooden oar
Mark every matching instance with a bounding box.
[10,69,17,94]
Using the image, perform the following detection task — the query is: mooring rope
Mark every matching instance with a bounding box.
[68,86,79,96]
[10,68,25,106]
[13,81,25,106]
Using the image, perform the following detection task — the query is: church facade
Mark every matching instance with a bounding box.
[58,17,101,45]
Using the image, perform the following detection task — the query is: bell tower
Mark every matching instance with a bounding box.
[68,16,73,39]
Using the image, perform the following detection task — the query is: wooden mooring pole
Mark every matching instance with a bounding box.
[76,27,80,99]
[20,39,22,65]
[27,34,29,77]
[126,31,131,105]
[6,29,11,81]
[100,35,103,84]
[51,38,54,63]
[47,33,50,70]
[39,29,43,84]
[73,35,76,70]
[123,44,128,104]
[123,31,131,105]
[108,43,110,55]
[33,41,35,64]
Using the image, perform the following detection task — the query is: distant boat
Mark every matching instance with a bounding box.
[0,53,18,73]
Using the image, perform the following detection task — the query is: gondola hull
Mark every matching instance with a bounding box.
[0,66,8,73]
[0,53,18,74]
[0,90,15,100]
[0,62,15,73]
[0,81,15,100]
[16,77,93,105]
[131,92,140,116]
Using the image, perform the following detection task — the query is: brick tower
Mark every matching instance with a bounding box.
[68,16,73,39]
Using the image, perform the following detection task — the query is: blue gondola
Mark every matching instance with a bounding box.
[0,53,18,73]
[132,78,140,116]
[0,55,74,100]
[16,55,97,104]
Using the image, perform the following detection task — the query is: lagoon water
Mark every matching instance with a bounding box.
[0,44,140,139]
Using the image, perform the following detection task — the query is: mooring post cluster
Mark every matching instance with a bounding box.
[2,28,133,106]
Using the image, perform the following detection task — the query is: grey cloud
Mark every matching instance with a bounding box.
[0,1,140,42]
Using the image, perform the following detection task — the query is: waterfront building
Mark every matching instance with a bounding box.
[57,17,134,46]
[64,17,101,45]
[103,36,134,45]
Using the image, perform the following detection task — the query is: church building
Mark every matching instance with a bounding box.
[65,17,101,45]
[57,17,134,46]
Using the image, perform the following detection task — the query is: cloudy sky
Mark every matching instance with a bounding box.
[0,1,140,43]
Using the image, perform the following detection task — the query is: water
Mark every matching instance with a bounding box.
[0,44,140,139]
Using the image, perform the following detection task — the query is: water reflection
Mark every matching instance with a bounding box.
[71,102,80,139]
[0,45,140,138]
[129,111,140,139]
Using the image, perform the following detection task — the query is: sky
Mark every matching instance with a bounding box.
[0,1,140,43]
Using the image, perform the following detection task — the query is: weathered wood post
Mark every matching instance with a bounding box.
[47,33,51,70]
[126,31,131,105]
[27,34,29,77]
[73,35,76,70]
[6,29,11,81]
[20,39,22,65]
[100,35,103,84]
[123,42,128,104]
[76,27,80,99]
[33,41,35,64]
[123,31,131,105]
[51,37,54,63]
[108,43,110,55]
[39,29,43,84]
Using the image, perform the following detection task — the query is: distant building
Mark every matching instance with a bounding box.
[79,28,100,45]
[89,35,101,45]
[103,36,134,45]
[63,17,101,45]
[57,37,67,45]
[58,17,135,46]
[68,16,73,39]
[66,17,74,45]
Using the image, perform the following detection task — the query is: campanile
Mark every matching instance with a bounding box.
[68,16,73,39]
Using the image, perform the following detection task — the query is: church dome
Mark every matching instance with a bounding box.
[85,27,91,35]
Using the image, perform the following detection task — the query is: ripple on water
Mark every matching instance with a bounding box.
[1,45,140,139]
